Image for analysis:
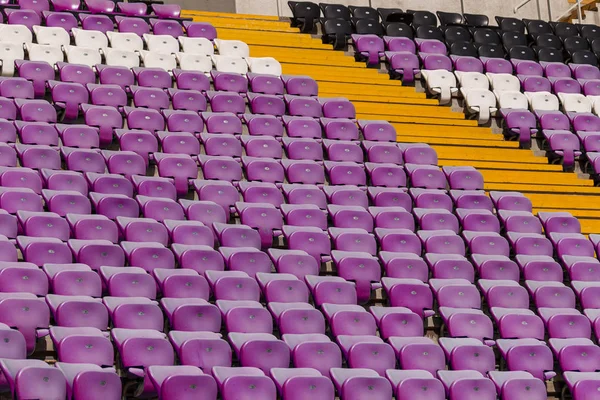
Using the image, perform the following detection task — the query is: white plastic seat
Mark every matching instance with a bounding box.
[214,39,250,57]
[178,36,214,56]
[104,48,140,68]
[246,57,282,75]
[525,91,560,112]
[421,69,458,105]
[64,46,102,68]
[462,88,498,124]
[138,50,177,71]
[0,42,24,76]
[0,24,32,45]
[26,43,64,65]
[455,71,489,93]
[588,95,600,116]
[72,28,108,50]
[143,34,179,54]
[486,73,521,93]
[559,92,592,113]
[33,26,70,47]
[212,55,248,74]
[496,91,529,110]
[106,31,143,52]
[175,53,212,74]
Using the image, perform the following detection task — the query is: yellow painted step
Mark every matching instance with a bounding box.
[486,184,600,196]
[319,92,434,104]
[317,82,424,96]
[355,103,462,119]
[434,147,550,164]
[575,219,600,234]
[183,10,281,21]
[364,115,480,127]
[441,159,563,171]
[398,136,520,148]
[281,65,400,82]
[480,170,593,186]
[534,208,600,219]
[249,46,356,61]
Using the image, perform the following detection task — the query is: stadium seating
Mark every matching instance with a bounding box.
[0,0,596,398]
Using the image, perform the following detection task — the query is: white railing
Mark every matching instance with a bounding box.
[556,0,584,22]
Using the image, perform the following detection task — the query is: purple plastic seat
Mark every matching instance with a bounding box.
[155,153,197,195]
[56,362,122,400]
[439,337,495,374]
[247,73,284,95]
[80,13,113,33]
[352,34,384,66]
[331,368,394,400]
[337,335,396,377]
[0,77,33,99]
[386,370,445,400]
[116,16,151,36]
[15,98,56,122]
[385,51,420,83]
[0,359,66,400]
[437,370,496,400]
[47,80,88,120]
[270,367,334,400]
[172,69,210,92]
[43,10,78,31]
[0,293,49,354]
[382,278,433,317]
[111,328,174,394]
[161,131,201,156]
[184,21,217,40]
[50,326,114,366]
[150,18,184,37]
[96,65,135,90]
[282,334,342,376]
[68,239,125,271]
[147,365,217,400]
[100,266,156,299]
[56,62,95,86]
[5,8,41,30]
[202,112,243,135]
[285,95,323,117]
[228,332,290,373]
[267,248,319,279]
[282,75,318,97]
[80,104,123,146]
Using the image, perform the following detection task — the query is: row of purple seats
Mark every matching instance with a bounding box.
[0,7,214,38]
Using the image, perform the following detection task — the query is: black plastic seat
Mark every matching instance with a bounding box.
[552,22,579,40]
[349,6,378,20]
[524,19,553,39]
[384,22,413,38]
[502,31,528,51]
[319,3,351,20]
[443,26,471,45]
[581,24,600,42]
[353,18,384,36]
[509,45,536,61]
[478,44,506,59]
[288,1,321,33]
[321,18,352,50]
[463,13,489,27]
[572,50,599,66]
[450,41,478,57]
[564,36,589,55]
[496,16,526,33]
[415,25,444,41]
[436,11,463,26]
[536,47,564,62]
[473,28,501,46]
[378,7,403,22]
[535,33,563,49]
[407,10,437,27]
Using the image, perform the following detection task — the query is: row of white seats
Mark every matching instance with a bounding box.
[0,43,281,76]
[421,69,600,123]
[0,24,249,57]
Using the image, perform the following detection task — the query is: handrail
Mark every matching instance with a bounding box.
[514,0,542,18]
[555,0,584,22]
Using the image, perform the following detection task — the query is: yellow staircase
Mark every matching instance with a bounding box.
[560,0,597,22]
[182,9,600,234]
